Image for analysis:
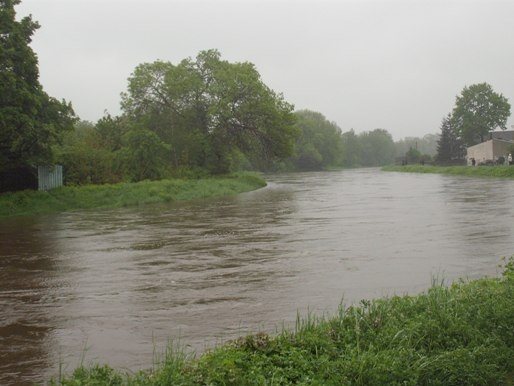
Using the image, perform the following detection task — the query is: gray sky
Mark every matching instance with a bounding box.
[17,0,514,140]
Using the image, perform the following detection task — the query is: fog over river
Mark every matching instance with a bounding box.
[1,168,513,384]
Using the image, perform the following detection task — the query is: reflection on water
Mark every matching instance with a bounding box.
[1,169,513,384]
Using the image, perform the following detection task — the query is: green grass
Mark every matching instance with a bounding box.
[383,164,514,178]
[0,172,266,218]
[51,257,514,385]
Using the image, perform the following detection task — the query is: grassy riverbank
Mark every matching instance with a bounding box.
[53,258,514,385]
[0,172,266,218]
[383,164,514,178]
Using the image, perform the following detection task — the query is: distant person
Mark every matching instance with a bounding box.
[471,158,476,166]
[509,153,512,165]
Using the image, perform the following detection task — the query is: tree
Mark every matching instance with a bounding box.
[121,50,298,174]
[405,146,421,164]
[0,0,75,175]
[358,129,396,166]
[121,128,171,181]
[56,120,124,185]
[290,110,343,170]
[436,113,464,164]
[341,129,361,167]
[451,83,510,147]
[95,113,128,152]
[394,134,439,158]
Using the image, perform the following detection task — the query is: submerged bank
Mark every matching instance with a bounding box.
[53,258,514,386]
[383,164,514,178]
[0,172,266,218]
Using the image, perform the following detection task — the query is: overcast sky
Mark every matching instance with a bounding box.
[16,0,514,140]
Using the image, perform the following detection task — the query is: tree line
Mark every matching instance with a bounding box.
[56,109,416,185]
[55,49,439,184]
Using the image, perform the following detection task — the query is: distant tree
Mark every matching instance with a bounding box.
[290,110,343,170]
[420,153,432,164]
[451,83,510,146]
[121,50,298,174]
[0,0,75,175]
[436,113,465,164]
[395,134,439,158]
[405,146,421,164]
[358,129,396,166]
[341,129,361,167]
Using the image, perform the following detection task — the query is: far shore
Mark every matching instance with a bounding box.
[382,164,514,178]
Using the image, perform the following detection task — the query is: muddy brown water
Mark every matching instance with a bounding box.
[1,169,513,385]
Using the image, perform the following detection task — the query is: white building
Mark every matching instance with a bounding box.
[466,131,514,165]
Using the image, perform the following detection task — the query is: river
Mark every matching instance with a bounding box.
[1,168,513,384]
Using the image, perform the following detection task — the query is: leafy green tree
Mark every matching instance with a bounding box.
[358,129,396,166]
[121,50,298,174]
[95,113,128,152]
[290,110,343,170]
[0,0,75,174]
[56,121,123,185]
[341,129,361,167]
[436,113,465,164]
[451,83,510,146]
[121,128,171,181]
[405,146,421,164]
[57,117,170,184]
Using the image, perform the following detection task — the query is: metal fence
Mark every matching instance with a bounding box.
[38,165,63,191]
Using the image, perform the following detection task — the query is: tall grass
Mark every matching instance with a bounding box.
[383,164,514,178]
[0,172,266,218]
[52,257,514,385]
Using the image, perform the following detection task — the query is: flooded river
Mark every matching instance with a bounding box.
[1,169,514,384]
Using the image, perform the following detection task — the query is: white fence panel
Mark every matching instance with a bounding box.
[38,165,63,191]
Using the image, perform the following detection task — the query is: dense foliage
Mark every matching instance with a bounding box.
[0,0,75,176]
[56,120,125,185]
[288,110,343,170]
[436,113,465,164]
[283,112,399,171]
[357,129,396,166]
[58,108,406,184]
[53,258,514,385]
[56,51,303,184]
[120,50,298,175]
[451,83,510,147]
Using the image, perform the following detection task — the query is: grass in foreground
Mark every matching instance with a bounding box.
[0,172,266,218]
[383,164,514,178]
[52,257,514,386]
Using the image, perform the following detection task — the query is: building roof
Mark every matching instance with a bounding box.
[490,130,514,141]
[467,137,513,150]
